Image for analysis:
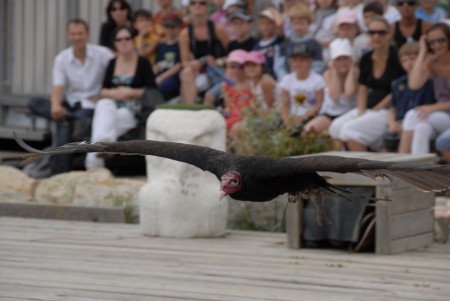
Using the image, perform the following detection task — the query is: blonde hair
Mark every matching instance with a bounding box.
[398,42,420,58]
[289,3,312,23]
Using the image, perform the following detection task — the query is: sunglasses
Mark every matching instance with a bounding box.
[111,6,126,12]
[190,1,208,6]
[427,37,448,47]
[396,0,417,6]
[115,36,132,42]
[228,63,243,69]
[368,30,389,36]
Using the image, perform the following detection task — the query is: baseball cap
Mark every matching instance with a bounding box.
[227,49,248,64]
[290,42,313,57]
[336,11,357,26]
[259,8,276,22]
[163,13,182,27]
[227,9,252,22]
[329,38,354,60]
[224,0,244,10]
[244,51,266,64]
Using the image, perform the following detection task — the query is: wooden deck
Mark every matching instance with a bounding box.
[0,217,449,301]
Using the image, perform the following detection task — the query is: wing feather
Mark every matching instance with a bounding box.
[14,133,230,178]
[269,155,450,192]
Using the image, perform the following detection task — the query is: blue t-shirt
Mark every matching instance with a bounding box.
[391,75,436,121]
[253,36,283,79]
[415,7,446,24]
[155,42,180,76]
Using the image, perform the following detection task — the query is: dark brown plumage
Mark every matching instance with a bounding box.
[15,135,450,205]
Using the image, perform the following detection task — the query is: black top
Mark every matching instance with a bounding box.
[227,37,256,54]
[99,21,117,50]
[103,56,156,89]
[358,46,404,109]
[188,20,226,59]
[393,19,423,50]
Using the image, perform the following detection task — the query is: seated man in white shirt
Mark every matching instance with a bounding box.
[27,19,113,175]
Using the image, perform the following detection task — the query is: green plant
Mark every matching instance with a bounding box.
[232,108,338,157]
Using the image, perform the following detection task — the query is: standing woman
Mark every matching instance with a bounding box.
[86,26,156,169]
[400,23,450,154]
[99,0,132,50]
[334,17,404,151]
[179,0,229,104]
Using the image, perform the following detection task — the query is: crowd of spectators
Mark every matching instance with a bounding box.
[27,0,450,175]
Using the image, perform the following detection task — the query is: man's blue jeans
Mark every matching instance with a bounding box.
[27,97,93,174]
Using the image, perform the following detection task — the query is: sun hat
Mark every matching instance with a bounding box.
[336,11,358,26]
[227,49,247,64]
[244,51,266,64]
[329,38,354,60]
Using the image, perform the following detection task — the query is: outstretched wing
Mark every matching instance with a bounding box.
[265,155,450,192]
[14,134,231,178]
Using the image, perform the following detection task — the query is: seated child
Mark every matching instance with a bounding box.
[383,42,436,152]
[353,1,384,59]
[277,3,325,79]
[278,42,326,135]
[133,9,159,64]
[154,13,183,101]
[227,9,256,53]
[305,38,358,134]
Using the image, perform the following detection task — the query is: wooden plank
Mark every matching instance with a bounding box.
[389,209,434,240]
[0,203,126,223]
[286,198,302,249]
[389,188,435,215]
[389,232,435,255]
[375,187,392,254]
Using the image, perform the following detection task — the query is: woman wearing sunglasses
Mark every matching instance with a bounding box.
[332,17,404,151]
[100,0,133,50]
[400,23,450,154]
[179,0,229,104]
[391,0,431,50]
[85,26,157,169]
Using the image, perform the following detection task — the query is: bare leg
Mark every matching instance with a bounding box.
[203,91,215,106]
[346,139,368,151]
[303,116,332,133]
[398,130,412,153]
[441,151,450,163]
[180,67,198,104]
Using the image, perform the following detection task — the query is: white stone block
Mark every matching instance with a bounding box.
[139,109,228,238]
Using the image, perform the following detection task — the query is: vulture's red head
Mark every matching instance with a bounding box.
[220,171,242,199]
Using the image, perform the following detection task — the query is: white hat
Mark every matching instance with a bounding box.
[329,38,354,60]
[223,0,243,10]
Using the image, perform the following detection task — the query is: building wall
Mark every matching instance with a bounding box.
[6,0,166,96]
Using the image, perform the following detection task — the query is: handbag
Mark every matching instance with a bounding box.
[137,88,165,126]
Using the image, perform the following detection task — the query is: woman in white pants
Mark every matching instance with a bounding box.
[400,23,450,154]
[86,26,156,169]
[329,17,404,151]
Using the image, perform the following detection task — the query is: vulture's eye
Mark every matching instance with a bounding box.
[229,180,238,186]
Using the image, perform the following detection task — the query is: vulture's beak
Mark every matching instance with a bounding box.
[219,190,227,201]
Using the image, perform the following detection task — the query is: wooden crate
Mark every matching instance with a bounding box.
[286,152,437,254]
[0,202,126,223]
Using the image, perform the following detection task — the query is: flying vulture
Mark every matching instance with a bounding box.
[14,135,450,222]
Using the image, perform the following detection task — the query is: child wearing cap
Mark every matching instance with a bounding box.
[336,0,366,32]
[243,51,277,111]
[278,42,326,134]
[277,3,325,79]
[227,9,256,53]
[391,0,431,50]
[335,11,360,44]
[305,38,358,134]
[152,0,185,38]
[154,13,183,101]
[133,9,159,64]
[252,7,283,79]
